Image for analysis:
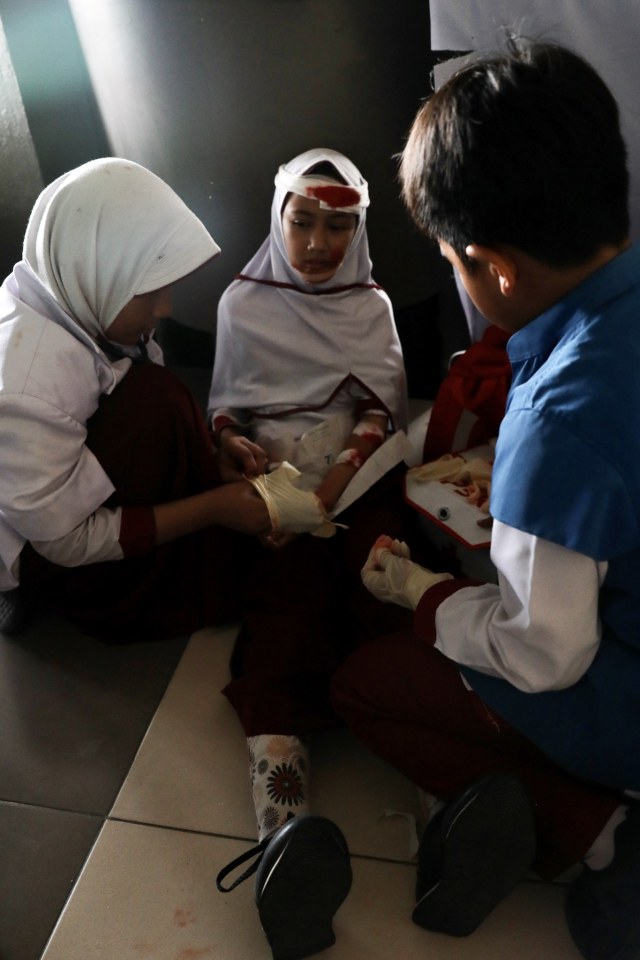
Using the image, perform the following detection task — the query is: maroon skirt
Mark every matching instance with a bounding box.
[21,363,257,643]
[222,463,417,737]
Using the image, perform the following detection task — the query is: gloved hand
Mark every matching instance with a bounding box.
[361,535,453,609]
[247,462,345,537]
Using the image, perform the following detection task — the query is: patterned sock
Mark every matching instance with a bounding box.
[248,734,310,841]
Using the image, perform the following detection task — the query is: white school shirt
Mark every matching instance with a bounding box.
[0,157,219,589]
[433,519,606,692]
[0,268,132,588]
[209,147,408,457]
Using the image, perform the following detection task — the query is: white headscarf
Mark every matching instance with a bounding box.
[22,157,220,341]
[210,148,407,431]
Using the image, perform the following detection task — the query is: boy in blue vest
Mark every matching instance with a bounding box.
[332,37,640,960]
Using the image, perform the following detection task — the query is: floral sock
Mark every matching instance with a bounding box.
[248,734,310,841]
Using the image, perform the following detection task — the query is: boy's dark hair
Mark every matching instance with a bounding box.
[400,37,629,269]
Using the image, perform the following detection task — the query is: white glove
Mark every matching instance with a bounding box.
[247,462,344,537]
[361,536,453,609]
[408,454,493,485]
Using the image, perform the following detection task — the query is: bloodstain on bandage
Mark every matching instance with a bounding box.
[336,447,365,469]
[353,420,385,446]
[306,184,361,209]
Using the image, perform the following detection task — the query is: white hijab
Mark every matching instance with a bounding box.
[21,157,220,349]
[210,148,407,430]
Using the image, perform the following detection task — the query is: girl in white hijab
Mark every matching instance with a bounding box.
[209,147,407,501]
[213,149,413,960]
[0,158,325,640]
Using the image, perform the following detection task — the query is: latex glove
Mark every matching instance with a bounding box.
[362,535,453,609]
[247,462,345,537]
[408,454,493,485]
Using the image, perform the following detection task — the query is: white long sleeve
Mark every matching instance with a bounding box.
[434,520,607,692]
[30,506,124,567]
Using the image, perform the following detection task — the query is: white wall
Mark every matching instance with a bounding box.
[430,0,640,241]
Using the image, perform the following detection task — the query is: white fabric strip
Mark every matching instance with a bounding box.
[274,167,369,212]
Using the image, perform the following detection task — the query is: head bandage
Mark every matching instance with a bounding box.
[275,167,369,214]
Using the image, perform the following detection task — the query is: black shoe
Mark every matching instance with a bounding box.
[566,802,640,960]
[412,773,536,936]
[0,589,27,636]
[216,814,352,960]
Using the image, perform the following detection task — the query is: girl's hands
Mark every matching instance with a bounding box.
[259,529,299,550]
[217,434,268,482]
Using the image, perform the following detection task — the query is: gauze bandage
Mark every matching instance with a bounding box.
[408,454,493,485]
[335,448,365,470]
[352,419,386,446]
[274,168,369,214]
[247,461,343,538]
[408,454,494,514]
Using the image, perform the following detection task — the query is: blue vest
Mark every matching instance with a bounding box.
[461,245,640,790]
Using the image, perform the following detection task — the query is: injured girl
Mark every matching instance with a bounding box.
[210,148,414,959]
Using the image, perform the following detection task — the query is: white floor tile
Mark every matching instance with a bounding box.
[41,819,581,960]
[112,625,254,838]
[112,627,424,862]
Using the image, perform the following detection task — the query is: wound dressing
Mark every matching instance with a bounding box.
[274,167,370,214]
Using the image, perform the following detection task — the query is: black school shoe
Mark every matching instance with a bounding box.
[412,773,536,936]
[216,814,352,960]
[565,801,640,960]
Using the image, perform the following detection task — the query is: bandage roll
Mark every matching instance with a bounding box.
[247,461,342,538]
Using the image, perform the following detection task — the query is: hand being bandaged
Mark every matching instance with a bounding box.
[247,461,344,538]
[361,535,453,609]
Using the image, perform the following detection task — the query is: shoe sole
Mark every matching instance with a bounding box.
[413,774,536,936]
[256,815,353,960]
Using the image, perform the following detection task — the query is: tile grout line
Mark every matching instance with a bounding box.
[36,640,191,960]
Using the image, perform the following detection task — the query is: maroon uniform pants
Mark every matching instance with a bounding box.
[222,465,418,737]
[331,631,624,879]
[21,363,256,643]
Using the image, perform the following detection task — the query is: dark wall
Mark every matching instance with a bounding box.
[0,1,466,387]
[67,0,448,331]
